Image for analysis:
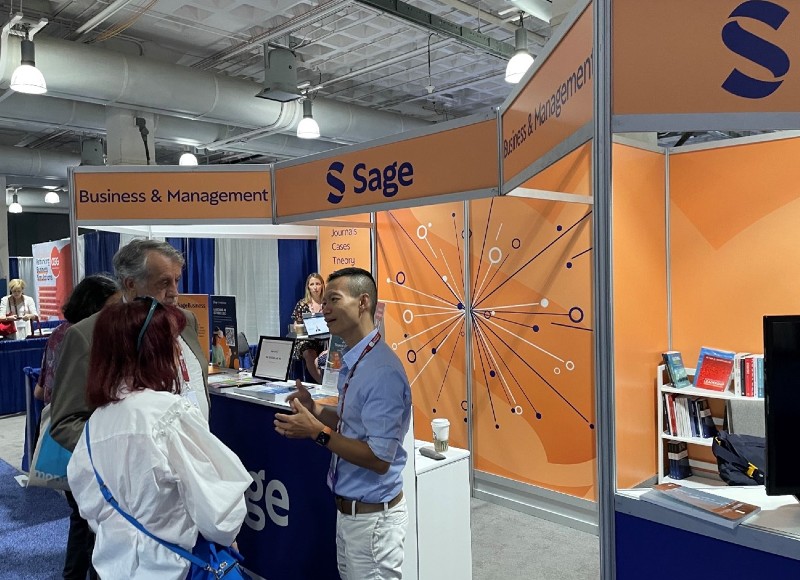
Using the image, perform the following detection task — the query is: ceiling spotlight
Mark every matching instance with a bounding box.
[10,35,47,95]
[505,14,534,84]
[297,99,320,140]
[44,189,60,204]
[179,151,198,166]
[8,193,22,213]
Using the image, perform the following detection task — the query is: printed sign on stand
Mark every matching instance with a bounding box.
[177,294,210,362]
[210,295,238,369]
[32,240,73,321]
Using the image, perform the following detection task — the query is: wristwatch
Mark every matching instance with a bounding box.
[315,426,332,447]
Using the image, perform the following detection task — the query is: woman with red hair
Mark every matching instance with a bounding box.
[67,298,252,579]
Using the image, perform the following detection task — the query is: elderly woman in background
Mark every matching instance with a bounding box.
[0,278,38,340]
[33,273,119,580]
[67,299,251,579]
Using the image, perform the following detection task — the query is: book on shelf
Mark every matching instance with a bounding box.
[640,483,761,529]
[694,347,735,391]
[667,441,692,479]
[663,351,691,388]
[754,354,764,398]
[732,352,749,396]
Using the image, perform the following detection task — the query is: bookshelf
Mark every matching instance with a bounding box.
[657,364,762,486]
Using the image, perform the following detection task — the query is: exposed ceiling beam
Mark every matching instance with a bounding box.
[354,0,515,59]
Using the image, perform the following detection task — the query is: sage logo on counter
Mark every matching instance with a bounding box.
[326,159,415,204]
[721,0,790,99]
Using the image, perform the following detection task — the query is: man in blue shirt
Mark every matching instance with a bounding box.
[275,267,412,579]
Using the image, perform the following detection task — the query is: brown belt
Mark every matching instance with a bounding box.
[335,491,404,515]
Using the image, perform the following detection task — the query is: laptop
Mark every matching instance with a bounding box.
[302,312,329,337]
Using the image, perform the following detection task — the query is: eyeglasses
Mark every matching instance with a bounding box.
[135,296,160,351]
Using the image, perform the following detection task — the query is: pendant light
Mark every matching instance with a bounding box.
[8,193,22,213]
[44,189,60,204]
[505,14,534,84]
[10,34,47,95]
[297,99,320,140]
[179,151,198,165]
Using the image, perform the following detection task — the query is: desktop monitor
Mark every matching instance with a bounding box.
[763,315,800,496]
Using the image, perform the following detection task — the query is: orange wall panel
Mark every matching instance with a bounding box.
[378,197,596,499]
[670,137,800,364]
[612,143,668,489]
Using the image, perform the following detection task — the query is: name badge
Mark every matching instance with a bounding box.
[182,386,200,409]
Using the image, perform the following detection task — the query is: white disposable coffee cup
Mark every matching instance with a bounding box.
[431,418,450,453]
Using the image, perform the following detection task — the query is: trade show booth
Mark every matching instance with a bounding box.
[47,0,800,577]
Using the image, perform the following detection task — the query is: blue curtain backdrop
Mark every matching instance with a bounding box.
[9,258,19,280]
[278,240,317,328]
[167,237,215,295]
[83,231,120,276]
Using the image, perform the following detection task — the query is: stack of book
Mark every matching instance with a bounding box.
[666,441,692,480]
[641,483,761,529]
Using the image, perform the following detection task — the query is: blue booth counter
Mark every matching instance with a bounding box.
[615,487,800,579]
[208,390,339,580]
[0,337,48,416]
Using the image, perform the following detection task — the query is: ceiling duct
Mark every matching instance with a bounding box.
[0,143,79,178]
[0,35,426,144]
[255,47,301,103]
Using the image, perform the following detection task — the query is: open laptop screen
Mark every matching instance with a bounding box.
[302,312,329,336]
[252,336,296,381]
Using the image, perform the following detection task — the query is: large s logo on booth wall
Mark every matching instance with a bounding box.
[721,0,790,99]
[326,159,414,204]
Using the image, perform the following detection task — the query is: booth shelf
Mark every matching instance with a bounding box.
[657,364,759,486]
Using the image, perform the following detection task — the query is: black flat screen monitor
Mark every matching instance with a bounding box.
[763,315,800,496]
[252,336,296,382]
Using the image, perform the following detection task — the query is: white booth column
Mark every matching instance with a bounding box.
[106,107,156,166]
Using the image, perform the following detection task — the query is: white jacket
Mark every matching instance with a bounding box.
[68,389,252,579]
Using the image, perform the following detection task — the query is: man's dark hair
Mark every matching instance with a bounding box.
[327,267,378,318]
[62,274,118,324]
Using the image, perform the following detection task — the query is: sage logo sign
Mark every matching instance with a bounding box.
[326,159,414,204]
[721,0,790,99]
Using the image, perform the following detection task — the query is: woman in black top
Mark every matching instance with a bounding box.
[292,273,325,383]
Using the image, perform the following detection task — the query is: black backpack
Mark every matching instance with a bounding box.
[711,430,766,486]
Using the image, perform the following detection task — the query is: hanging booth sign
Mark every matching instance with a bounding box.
[274,116,498,222]
[500,1,593,192]
[71,166,272,223]
[613,0,800,130]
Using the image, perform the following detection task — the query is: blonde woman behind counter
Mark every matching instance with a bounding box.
[0,279,38,340]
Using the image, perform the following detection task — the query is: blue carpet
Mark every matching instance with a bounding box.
[0,458,69,579]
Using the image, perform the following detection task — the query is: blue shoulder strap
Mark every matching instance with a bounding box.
[83,421,211,571]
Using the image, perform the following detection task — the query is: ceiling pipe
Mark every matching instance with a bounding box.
[0,35,427,143]
[0,143,79,178]
[0,94,342,160]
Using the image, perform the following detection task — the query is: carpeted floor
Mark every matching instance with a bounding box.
[0,458,69,579]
